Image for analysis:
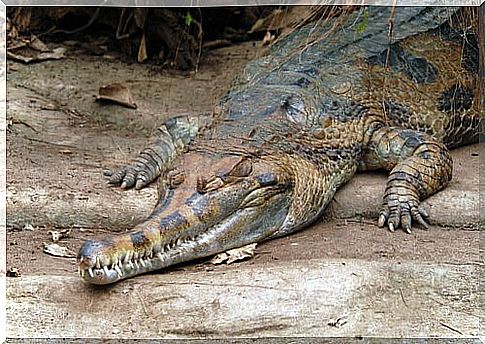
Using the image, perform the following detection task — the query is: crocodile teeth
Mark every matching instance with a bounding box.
[139,258,146,267]
[80,269,85,278]
[124,252,131,264]
[103,266,109,275]
[134,260,139,270]
[114,265,123,278]
[157,253,164,262]
[88,268,94,278]
[95,257,101,269]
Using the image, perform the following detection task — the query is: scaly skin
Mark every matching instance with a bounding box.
[78,7,480,284]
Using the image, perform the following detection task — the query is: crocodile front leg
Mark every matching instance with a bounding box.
[360,126,453,233]
[105,113,213,189]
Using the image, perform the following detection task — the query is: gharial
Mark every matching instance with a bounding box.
[77,6,480,285]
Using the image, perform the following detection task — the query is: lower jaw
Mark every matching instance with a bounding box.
[80,250,180,285]
[80,207,287,284]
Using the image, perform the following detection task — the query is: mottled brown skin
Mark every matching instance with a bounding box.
[78,7,480,284]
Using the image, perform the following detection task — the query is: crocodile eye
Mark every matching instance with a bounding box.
[281,95,308,124]
[228,158,252,178]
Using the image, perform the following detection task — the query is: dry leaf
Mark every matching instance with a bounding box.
[29,35,50,52]
[137,33,148,63]
[43,243,76,258]
[96,83,137,109]
[210,243,257,265]
[7,47,66,64]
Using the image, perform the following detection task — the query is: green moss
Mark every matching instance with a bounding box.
[355,10,369,34]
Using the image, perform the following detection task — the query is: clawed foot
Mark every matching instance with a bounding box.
[104,161,158,190]
[378,187,429,233]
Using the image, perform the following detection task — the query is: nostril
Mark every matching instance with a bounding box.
[77,240,107,269]
[78,256,93,270]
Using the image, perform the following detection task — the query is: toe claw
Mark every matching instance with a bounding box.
[378,213,387,227]
[418,205,429,219]
[388,222,395,232]
[418,217,429,229]
[412,210,429,229]
[135,179,145,190]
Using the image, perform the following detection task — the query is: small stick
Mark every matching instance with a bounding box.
[439,321,463,335]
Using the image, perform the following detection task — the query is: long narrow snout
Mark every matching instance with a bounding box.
[78,159,292,284]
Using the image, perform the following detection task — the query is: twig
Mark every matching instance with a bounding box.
[338,218,377,226]
[479,4,484,110]
[202,39,232,50]
[439,321,463,335]
[25,136,79,149]
[381,1,397,126]
[399,288,408,308]
[195,8,203,74]
[116,8,133,40]
[7,117,39,133]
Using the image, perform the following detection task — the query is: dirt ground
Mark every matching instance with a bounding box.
[5,37,483,340]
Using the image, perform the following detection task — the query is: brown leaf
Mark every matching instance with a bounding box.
[137,33,148,63]
[7,47,66,64]
[43,243,76,258]
[96,83,137,109]
[29,35,50,52]
[210,243,257,265]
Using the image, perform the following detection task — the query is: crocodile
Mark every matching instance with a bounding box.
[78,6,480,285]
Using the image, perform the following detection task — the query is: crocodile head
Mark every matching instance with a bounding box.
[77,153,298,284]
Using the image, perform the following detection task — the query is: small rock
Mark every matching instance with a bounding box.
[7,267,21,277]
[49,228,72,242]
[328,316,348,328]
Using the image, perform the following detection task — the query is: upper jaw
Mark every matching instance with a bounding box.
[78,198,290,285]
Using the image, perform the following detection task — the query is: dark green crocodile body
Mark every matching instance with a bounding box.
[78,6,480,284]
